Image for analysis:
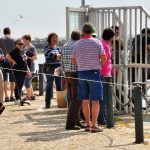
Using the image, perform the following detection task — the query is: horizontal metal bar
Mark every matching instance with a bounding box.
[113,64,150,68]
[66,7,87,12]
[90,6,150,18]
[90,6,141,10]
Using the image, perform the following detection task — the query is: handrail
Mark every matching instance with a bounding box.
[90,6,150,18]
[90,6,141,10]
[140,6,150,18]
[68,5,150,18]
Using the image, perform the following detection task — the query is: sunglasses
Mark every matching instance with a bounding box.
[17,43,24,46]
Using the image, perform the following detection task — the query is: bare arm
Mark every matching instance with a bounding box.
[6,54,17,66]
[26,65,31,77]
[100,55,107,66]
[27,55,37,60]
[27,52,37,60]
[71,57,77,65]
[147,43,150,51]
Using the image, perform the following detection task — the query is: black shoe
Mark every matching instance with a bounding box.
[20,100,31,106]
[45,105,50,109]
[98,121,107,126]
[10,97,15,102]
[0,105,5,115]
[66,125,81,130]
[76,122,86,128]
[5,97,9,102]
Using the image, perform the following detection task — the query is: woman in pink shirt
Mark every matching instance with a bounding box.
[98,28,115,125]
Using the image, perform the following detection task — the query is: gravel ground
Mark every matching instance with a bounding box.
[0,95,150,150]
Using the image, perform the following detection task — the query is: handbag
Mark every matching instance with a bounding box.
[56,90,67,108]
[43,63,50,73]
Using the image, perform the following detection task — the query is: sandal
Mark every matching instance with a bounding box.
[91,126,103,133]
[85,126,91,132]
[30,96,36,100]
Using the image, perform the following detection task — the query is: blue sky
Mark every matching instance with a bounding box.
[0,0,150,38]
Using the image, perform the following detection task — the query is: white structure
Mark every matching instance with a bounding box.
[66,5,150,113]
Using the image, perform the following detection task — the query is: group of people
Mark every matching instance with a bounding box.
[1,22,149,133]
[0,17,149,136]
[43,22,115,132]
[0,27,37,114]
[0,23,116,132]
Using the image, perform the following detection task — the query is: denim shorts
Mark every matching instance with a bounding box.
[3,70,15,82]
[78,70,103,101]
[24,66,35,88]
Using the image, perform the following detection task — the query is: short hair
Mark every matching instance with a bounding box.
[71,31,80,41]
[102,28,115,41]
[47,32,58,44]
[82,22,93,34]
[3,27,11,35]
[15,39,23,45]
[111,25,119,31]
[142,28,150,34]
[22,34,31,42]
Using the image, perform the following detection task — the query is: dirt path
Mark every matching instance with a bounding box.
[0,96,150,150]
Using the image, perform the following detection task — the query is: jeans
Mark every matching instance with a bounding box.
[98,77,106,124]
[45,65,61,107]
[24,66,35,88]
[14,72,26,100]
[2,69,15,82]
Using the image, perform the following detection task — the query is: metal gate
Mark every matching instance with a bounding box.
[66,5,150,113]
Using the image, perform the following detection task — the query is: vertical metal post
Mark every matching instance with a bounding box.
[101,10,105,34]
[123,9,128,113]
[39,64,44,96]
[66,7,70,41]
[81,0,85,7]
[104,76,114,128]
[133,83,144,143]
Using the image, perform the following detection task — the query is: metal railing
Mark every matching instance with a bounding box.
[66,5,150,113]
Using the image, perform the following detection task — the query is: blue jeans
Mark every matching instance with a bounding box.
[98,77,106,124]
[45,65,61,107]
[24,66,35,88]
[3,69,15,82]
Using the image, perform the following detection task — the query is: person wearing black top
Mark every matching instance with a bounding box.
[43,33,61,108]
[6,39,31,105]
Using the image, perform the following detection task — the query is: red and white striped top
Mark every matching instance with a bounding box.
[72,36,105,71]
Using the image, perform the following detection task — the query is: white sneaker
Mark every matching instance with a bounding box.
[14,99,20,105]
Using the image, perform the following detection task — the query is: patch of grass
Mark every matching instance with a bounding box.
[114,116,135,128]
